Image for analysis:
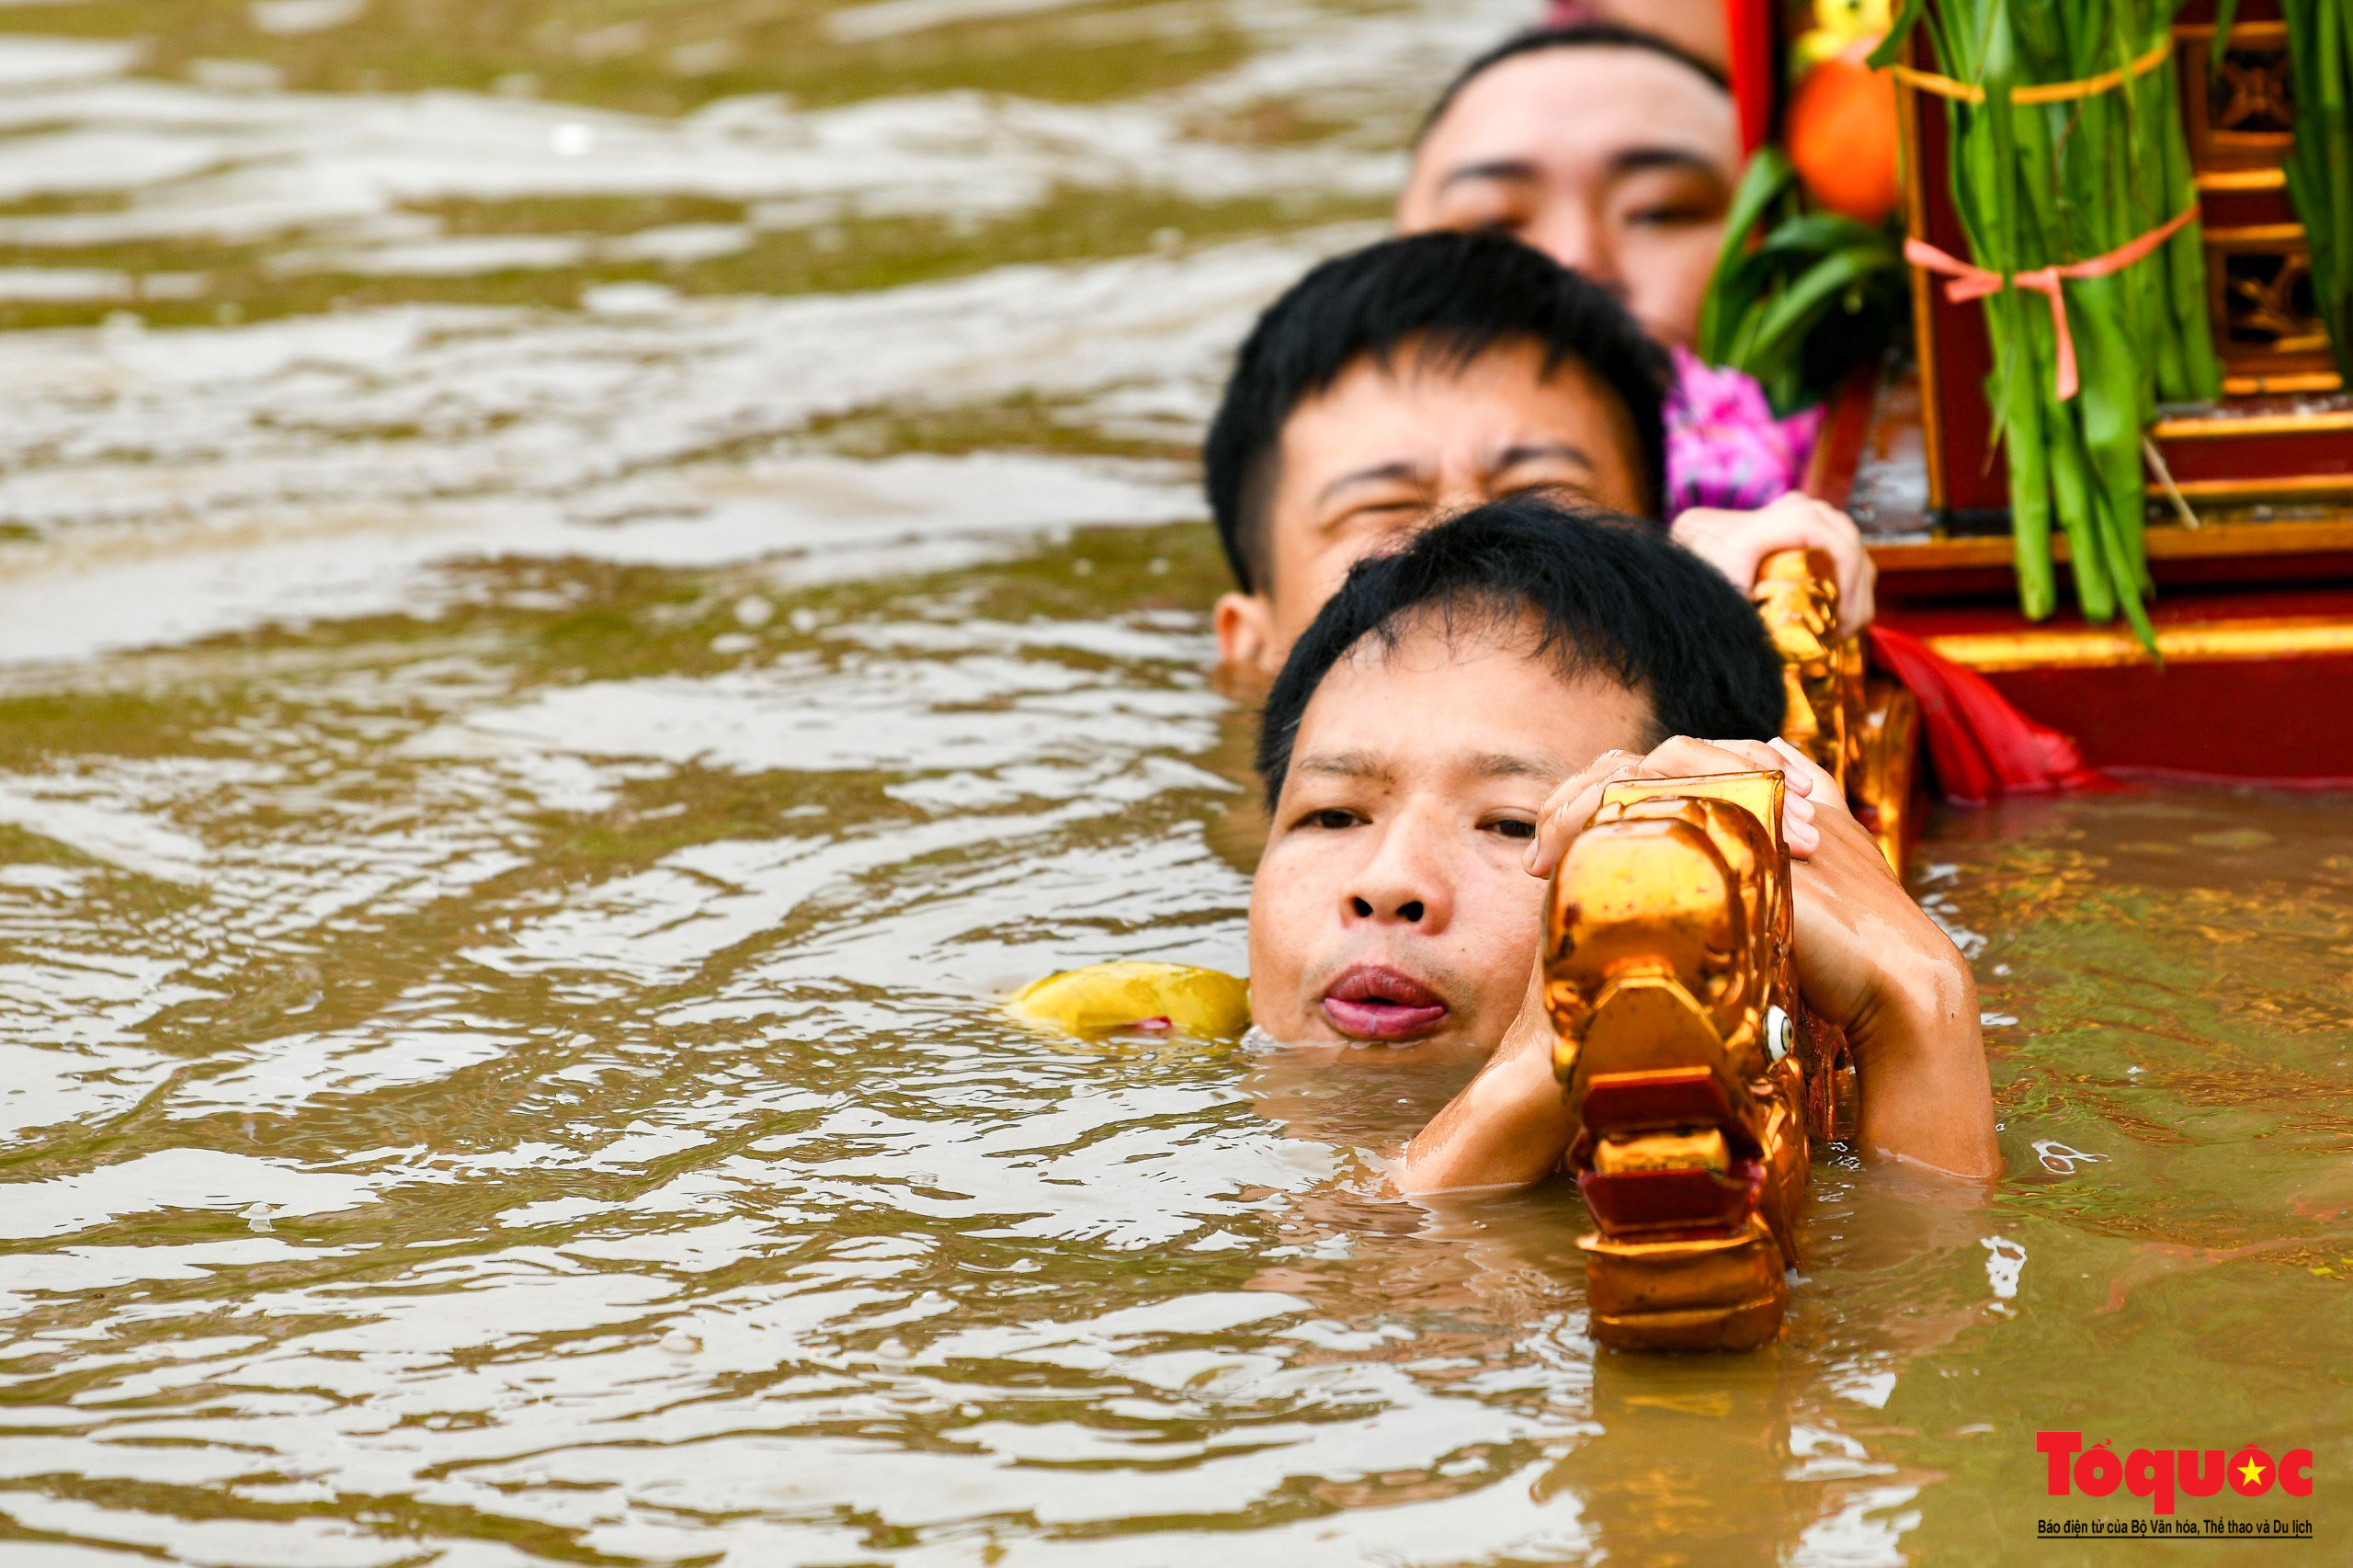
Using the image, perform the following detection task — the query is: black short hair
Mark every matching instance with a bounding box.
[1202,231,1671,594]
[1256,496,1780,808]
[1418,23,1729,146]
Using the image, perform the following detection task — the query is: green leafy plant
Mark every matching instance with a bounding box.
[1697,147,1910,418]
[1876,0,2220,643]
[2281,0,2353,379]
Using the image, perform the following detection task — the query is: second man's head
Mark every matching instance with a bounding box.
[1203,230,1672,675]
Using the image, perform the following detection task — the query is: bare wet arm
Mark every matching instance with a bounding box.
[1758,739,2001,1180]
[1389,965,1576,1195]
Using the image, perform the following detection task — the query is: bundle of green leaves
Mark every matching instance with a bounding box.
[1875,0,2220,642]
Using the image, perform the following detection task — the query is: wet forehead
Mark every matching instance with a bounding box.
[1290,617,1649,791]
[1273,342,1637,504]
[1421,47,1736,177]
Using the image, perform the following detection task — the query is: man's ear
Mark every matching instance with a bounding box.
[1213,591,1279,676]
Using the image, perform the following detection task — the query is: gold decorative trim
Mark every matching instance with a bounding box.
[2149,473,2353,504]
[2222,371,2346,395]
[2174,20,2289,40]
[1893,52,1949,511]
[1870,517,2353,573]
[1927,619,2353,672]
[2195,167,2287,192]
[2204,222,2310,245]
[2152,409,2353,440]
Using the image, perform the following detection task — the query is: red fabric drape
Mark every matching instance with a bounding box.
[1725,0,1775,154]
[1867,626,2110,805]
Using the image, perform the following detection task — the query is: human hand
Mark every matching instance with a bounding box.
[1521,733,1927,1042]
[1403,732,1998,1192]
[1521,733,1823,882]
[1518,734,1998,1177]
[1670,493,1877,631]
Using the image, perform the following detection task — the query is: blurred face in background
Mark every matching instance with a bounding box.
[1397,43,1739,347]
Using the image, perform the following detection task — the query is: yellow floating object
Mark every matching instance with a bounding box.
[1007,962,1250,1040]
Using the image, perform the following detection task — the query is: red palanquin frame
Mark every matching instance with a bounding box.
[1736,0,2353,782]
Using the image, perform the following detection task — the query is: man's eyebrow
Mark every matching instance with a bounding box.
[1495,440,1596,472]
[1314,460,1426,509]
[1295,749,1392,782]
[1468,752,1562,782]
[1435,158,1537,196]
[1609,145,1726,179]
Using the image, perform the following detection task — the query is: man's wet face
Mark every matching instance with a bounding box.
[1247,612,1653,1056]
[1216,338,1645,675]
[1398,46,1736,346]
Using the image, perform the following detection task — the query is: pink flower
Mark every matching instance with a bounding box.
[1664,347,1824,514]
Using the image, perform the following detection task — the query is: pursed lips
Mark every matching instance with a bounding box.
[1320,962,1449,1040]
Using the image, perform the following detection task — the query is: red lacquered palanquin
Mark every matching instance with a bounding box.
[1737,0,2353,784]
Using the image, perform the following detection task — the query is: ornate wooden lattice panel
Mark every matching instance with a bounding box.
[2183,19,2296,167]
[1877,0,2352,532]
[2177,17,2341,393]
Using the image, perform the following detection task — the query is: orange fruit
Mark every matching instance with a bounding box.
[1787,44,1900,224]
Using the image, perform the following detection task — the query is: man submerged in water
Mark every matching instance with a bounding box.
[1245,497,2000,1189]
[1202,230,1871,680]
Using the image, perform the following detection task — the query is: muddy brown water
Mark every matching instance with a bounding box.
[1,3,2349,1562]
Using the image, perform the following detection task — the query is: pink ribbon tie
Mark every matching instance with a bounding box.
[1904,205,2199,401]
